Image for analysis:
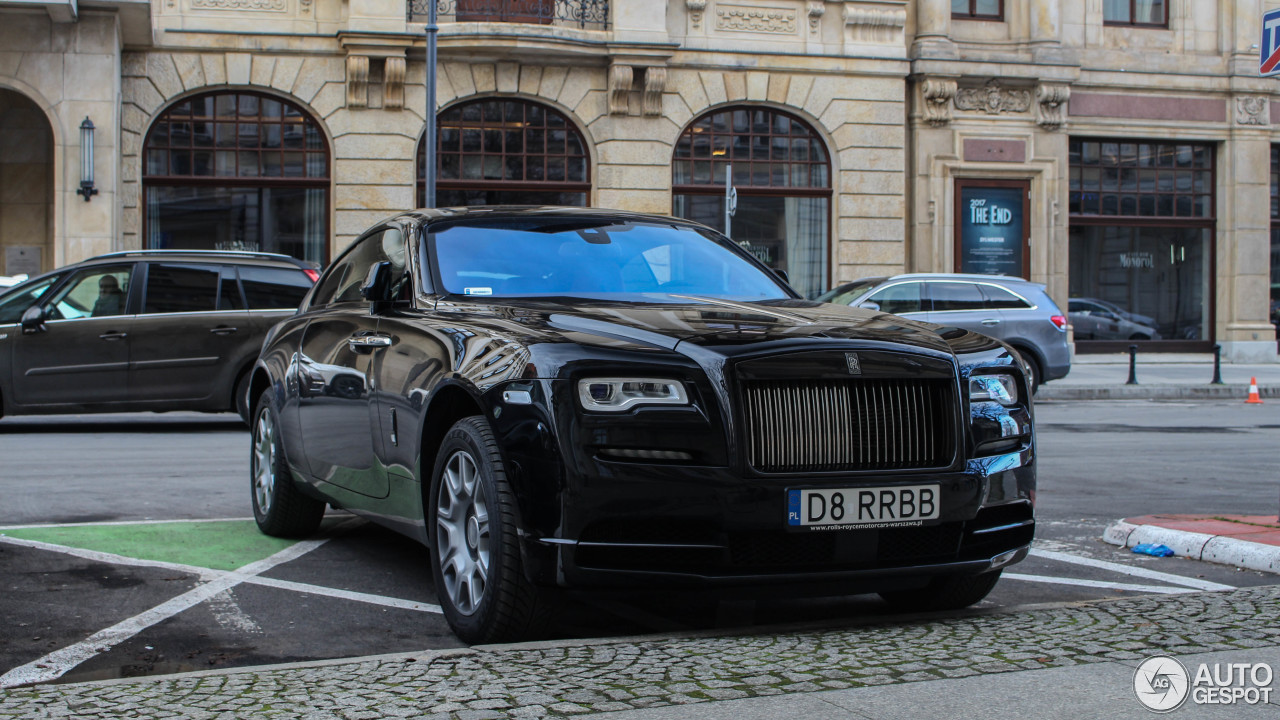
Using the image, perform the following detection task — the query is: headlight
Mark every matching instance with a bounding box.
[969,374,1018,406]
[577,378,688,412]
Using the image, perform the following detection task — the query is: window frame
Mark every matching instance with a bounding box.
[951,0,1003,21]
[1103,0,1169,29]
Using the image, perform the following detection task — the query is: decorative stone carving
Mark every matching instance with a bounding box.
[807,2,825,33]
[921,78,957,127]
[843,3,907,44]
[1036,83,1070,130]
[384,57,406,110]
[1235,96,1268,126]
[190,0,286,10]
[346,55,369,109]
[955,80,1032,115]
[716,5,798,34]
[299,0,311,14]
[643,67,666,116]
[687,0,707,29]
[609,64,634,115]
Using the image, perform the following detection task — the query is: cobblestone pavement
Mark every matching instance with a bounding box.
[3,585,1278,719]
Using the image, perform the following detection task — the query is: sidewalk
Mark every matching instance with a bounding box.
[1037,352,1280,400]
[2,586,1278,719]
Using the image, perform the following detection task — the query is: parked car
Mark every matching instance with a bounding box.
[248,207,1036,644]
[816,274,1070,392]
[0,250,317,423]
[1068,297,1162,341]
[0,274,28,288]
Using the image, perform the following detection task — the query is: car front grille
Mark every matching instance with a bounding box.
[742,378,956,473]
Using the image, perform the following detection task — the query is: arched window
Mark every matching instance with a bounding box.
[418,98,590,207]
[143,91,331,264]
[672,107,831,298]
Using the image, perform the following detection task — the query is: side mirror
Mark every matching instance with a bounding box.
[772,268,790,285]
[360,262,392,312]
[21,305,47,334]
[857,301,881,312]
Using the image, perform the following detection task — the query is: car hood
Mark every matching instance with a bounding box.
[435,295,957,356]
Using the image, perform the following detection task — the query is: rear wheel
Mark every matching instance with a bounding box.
[250,389,324,537]
[429,416,550,644]
[879,570,1003,612]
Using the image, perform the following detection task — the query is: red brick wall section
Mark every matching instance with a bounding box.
[963,138,1026,163]
[1071,93,1226,122]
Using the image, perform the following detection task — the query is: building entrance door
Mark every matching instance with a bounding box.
[0,89,53,278]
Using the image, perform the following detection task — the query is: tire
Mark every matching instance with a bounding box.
[234,369,253,425]
[1128,333,1151,341]
[1011,348,1040,395]
[429,416,550,644]
[879,570,1003,612]
[250,389,325,538]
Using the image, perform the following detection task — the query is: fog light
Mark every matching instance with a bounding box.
[990,548,1021,570]
[599,448,695,462]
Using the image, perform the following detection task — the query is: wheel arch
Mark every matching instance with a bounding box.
[417,382,488,544]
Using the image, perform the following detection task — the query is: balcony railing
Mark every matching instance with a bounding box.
[408,0,610,30]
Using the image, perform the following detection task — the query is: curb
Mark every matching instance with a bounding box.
[1103,520,1280,574]
[1037,385,1280,401]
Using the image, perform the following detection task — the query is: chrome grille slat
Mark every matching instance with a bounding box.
[743,378,955,473]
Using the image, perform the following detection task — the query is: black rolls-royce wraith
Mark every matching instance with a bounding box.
[248,207,1036,643]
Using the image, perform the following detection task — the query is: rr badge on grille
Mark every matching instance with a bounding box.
[845,352,862,375]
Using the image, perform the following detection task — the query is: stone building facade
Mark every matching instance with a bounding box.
[1,0,1277,359]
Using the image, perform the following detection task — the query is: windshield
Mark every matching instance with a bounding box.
[816,278,883,306]
[0,276,57,325]
[430,220,790,301]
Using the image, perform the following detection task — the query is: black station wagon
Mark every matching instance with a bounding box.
[0,250,317,423]
[247,207,1036,643]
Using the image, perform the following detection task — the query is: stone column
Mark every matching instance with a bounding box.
[912,0,956,59]
[1029,0,1067,63]
[1220,104,1278,361]
[1231,0,1263,75]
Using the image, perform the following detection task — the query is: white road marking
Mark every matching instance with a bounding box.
[207,589,263,634]
[1003,573,1197,595]
[0,517,255,531]
[244,576,443,614]
[0,538,331,689]
[1029,547,1235,592]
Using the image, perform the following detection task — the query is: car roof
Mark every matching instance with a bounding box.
[885,273,1040,286]
[395,205,713,230]
[81,250,316,269]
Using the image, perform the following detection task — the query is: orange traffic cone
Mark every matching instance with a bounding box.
[1246,377,1264,404]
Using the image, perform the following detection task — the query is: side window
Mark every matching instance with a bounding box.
[240,266,313,309]
[866,283,925,315]
[46,266,133,320]
[144,264,222,314]
[929,282,986,313]
[980,285,1032,310]
[0,276,59,324]
[310,227,408,308]
[219,266,245,310]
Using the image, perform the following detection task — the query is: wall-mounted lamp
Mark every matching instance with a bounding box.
[76,117,98,202]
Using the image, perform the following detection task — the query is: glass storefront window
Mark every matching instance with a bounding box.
[1069,226,1209,343]
[1069,138,1214,349]
[143,92,330,264]
[671,107,831,299]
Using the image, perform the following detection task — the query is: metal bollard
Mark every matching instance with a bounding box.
[1126,344,1138,385]
[1211,344,1224,385]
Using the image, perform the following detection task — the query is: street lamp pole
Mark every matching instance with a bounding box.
[424,1,438,208]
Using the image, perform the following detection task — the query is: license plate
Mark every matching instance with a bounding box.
[787,485,940,529]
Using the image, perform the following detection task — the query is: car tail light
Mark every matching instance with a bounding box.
[1050,314,1067,331]
[304,268,320,283]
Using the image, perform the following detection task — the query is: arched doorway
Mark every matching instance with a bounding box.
[143,91,331,264]
[418,97,590,207]
[672,106,831,298]
[0,89,54,276]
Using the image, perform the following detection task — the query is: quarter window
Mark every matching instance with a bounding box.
[240,266,313,309]
[980,285,1032,310]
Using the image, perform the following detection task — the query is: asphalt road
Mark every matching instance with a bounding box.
[1,399,1277,686]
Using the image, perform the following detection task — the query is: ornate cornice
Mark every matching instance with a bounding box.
[955,80,1032,115]
[920,78,957,127]
[1036,83,1070,130]
[716,5,799,34]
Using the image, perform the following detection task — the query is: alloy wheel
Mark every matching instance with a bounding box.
[436,449,491,616]
[252,407,276,515]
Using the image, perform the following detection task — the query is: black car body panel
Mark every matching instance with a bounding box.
[253,208,1035,600]
[0,250,316,418]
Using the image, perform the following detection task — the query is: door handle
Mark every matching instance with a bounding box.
[211,326,239,335]
[980,319,1002,327]
[347,334,393,350]
[99,332,128,341]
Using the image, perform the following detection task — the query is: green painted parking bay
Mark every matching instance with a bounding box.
[2,520,295,571]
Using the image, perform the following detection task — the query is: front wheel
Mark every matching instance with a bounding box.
[429,416,550,644]
[1011,349,1040,395]
[250,389,324,537]
[879,570,1003,612]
